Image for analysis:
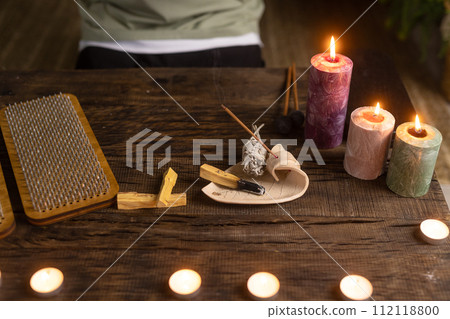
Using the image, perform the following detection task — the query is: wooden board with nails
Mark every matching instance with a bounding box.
[0,94,119,225]
[0,50,449,300]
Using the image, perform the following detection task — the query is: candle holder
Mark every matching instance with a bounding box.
[339,275,373,301]
[29,267,64,297]
[168,269,202,299]
[419,219,449,245]
[247,272,280,300]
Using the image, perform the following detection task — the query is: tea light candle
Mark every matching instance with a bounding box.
[247,272,280,300]
[305,36,353,149]
[168,269,201,298]
[420,219,449,245]
[386,115,442,197]
[344,103,395,180]
[340,275,373,301]
[30,267,64,297]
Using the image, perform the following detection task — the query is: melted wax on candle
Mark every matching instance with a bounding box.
[362,111,384,123]
[407,127,427,138]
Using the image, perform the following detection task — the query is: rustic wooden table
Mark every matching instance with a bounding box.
[0,51,449,300]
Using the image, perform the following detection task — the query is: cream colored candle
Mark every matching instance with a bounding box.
[340,274,373,301]
[30,267,64,297]
[386,116,442,197]
[168,269,201,298]
[344,103,395,180]
[247,272,280,300]
[420,219,449,245]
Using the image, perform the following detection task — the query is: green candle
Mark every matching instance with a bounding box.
[386,116,442,197]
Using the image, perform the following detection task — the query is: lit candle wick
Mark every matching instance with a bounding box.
[362,103,384,123]
[30,267,64,296]
[330,36,336,62]
[415,114,422,133]
[41,270,50,281]
[169,269,201,297]
[420,219,449,245]
[340,275,373,300]
[374,102,380,117]
[407,114,427,138]
[247,272,280,300]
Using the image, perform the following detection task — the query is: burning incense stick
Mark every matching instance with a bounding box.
[292,62,299,111]
[283,66,292,116]
[221,104,278,158]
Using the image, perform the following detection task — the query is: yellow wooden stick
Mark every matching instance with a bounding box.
[156,167,178,207]
[118,192,186,210]
[200,164,265,195]
[200,164,240,189]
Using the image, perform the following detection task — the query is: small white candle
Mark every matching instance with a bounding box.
[420,219,449,245]
[247,272,280,300]
[340,275,373,301]
[30,267,64,297]
[169,269,201,298]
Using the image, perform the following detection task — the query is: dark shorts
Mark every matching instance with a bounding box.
[76,45,264,69]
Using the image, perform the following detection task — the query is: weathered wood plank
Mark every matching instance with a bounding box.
[0,240,448,301]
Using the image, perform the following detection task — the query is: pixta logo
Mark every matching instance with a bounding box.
[193,138,325,166]
[127,129,325,175]
[126,129,172,176]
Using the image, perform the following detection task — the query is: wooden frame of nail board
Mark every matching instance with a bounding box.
[0,94,119,225]
[0,162,15,239]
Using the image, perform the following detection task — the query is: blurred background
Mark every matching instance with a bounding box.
[0,0,449,205]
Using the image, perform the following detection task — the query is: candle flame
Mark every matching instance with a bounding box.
[330,36,336,61]
[41,270,50,281]
[374,102,380,116]
[415,114,422,132]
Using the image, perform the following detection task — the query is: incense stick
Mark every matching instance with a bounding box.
[221,104,278,158]
[283,66,292,116]
[292,62,299,111]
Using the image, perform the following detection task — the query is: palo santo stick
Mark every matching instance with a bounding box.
[292,63,299,111]
[118,192,186,210]
[200,164,240,189]
[221,104,278,158]
[200,164,265,195]
[283,66,293,116]
[156,167,178,207]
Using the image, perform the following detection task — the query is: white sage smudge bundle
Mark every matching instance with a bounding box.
[242,124,267,176]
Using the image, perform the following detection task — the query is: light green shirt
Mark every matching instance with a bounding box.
[79,0,265,41]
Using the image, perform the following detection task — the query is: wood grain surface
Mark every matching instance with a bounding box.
[0,162,15,239]
[0,50,449,300]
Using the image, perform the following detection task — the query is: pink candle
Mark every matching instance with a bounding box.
[344,103,395,180]
[305,37,353,149]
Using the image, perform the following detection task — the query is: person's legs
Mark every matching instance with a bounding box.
[76,47,138,69]
[212,45,264,67]
[76,45,264,69]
